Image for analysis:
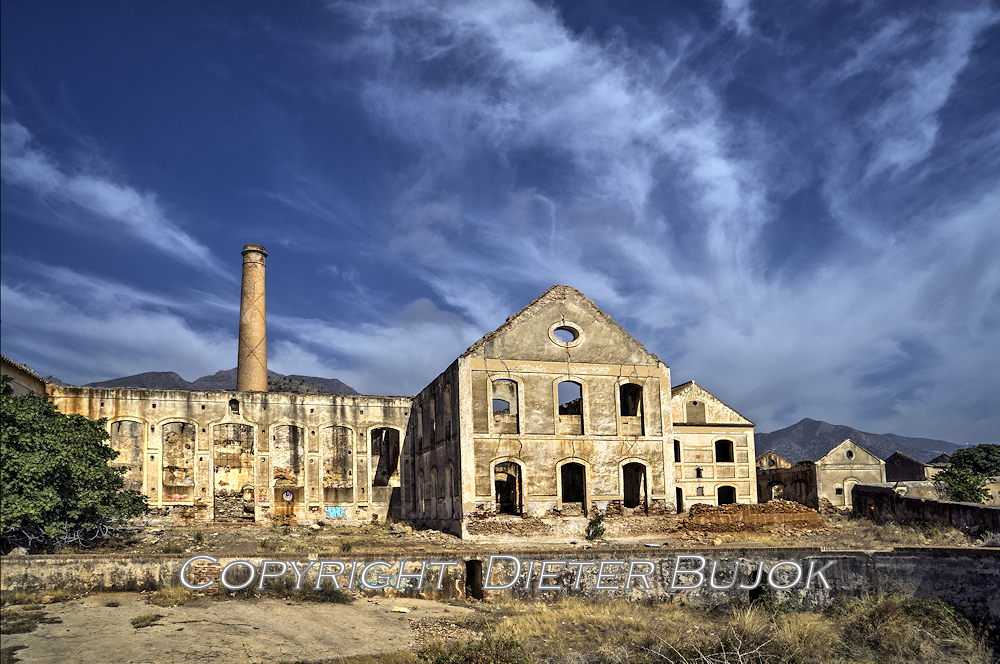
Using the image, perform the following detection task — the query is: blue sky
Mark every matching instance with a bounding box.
[2,1,998,444]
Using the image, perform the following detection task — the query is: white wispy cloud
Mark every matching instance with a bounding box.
[720,0,753,36]
[0,118,231,281]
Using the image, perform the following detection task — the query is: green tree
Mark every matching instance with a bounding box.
[1,375,147,552]
[950,444,1000,477]
[933,466,990,504]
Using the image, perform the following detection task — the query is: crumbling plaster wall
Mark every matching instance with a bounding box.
[670,382,757,509]
[455,288,675,533]
[816,441,885,509]
[46,385,410,525]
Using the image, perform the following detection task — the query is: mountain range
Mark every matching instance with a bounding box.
[82,368,358,395]
[755,418,960,464]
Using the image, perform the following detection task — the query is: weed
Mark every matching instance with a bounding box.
[340,540,354,553]
[131,613,164,629]
[161,543,185,554]
[981,531,1000,547]
[258,538,279,552]
[194,530,204,543]
[105,600,121,608]
[585,511,606,541]
[418,629,530,664]
[148,586,193,607]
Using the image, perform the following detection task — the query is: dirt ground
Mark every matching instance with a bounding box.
[1,593,478,664]
[67,512,989,558]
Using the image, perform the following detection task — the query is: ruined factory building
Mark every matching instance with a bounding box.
[42,282,757,538]
[756,439,886,511]
[408,285,758,538]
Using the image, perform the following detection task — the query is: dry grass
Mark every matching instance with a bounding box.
[462,594,994,664]
[0,589,73,606]
[148,586,193,607]
[0,606,63,635]
[130,612,164,628]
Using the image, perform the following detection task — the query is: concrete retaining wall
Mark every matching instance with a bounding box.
[3,546,999,631]
[853,484,1000,531]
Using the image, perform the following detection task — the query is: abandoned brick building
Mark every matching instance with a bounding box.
[29,246,758,537]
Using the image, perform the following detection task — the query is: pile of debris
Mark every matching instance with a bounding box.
[466,516,553,537]
[679,500,825,533]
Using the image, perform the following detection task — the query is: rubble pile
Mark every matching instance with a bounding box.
[466,516,553,537]
[680,500,825,533]
[604,516,679,536]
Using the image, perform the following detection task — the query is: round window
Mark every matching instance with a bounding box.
[552,326,577,343]
[846,450,854,459]
[548,322,583,348]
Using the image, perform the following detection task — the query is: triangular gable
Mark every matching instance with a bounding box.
[819,439,883,465]
[460,285,661,366]
[670,380,754,426]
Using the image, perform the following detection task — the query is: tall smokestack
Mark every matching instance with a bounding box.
[237,244,268,392]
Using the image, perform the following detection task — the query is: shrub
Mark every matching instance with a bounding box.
[418,630,530,664]
[0,376,147,553]
[585,511,606,541]
[149,586,193,607]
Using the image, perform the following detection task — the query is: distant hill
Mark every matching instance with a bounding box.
[755,418,960,463]
[86,368,358,395]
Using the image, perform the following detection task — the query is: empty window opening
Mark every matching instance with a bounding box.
[620,383,643,416]
[560,462,586,514]
[371,428,400,487]
[686,400,706,424]
[673,440,682,463]
[770,483,785,500]
[623,462,647,510]
[558,381,582,414]
[717,486,737,504]
[715,440,734,463]
[443,383,453,438]
[835,488,844,495]
[845,450,855,459]
[675,487,684,514]
[429,396,437,435]
[494,461,523,515]
[768,459,775,467]
[492,379,519,434]
[695,467,703,479]
[552,326,578,343]
[557,381,584,435]
[445,465,454,519]
[229,399,239,414]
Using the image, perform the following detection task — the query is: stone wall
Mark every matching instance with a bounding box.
[853,484,1000,531]
[3,547,998,631]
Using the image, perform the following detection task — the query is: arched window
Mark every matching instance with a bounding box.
[492,379,518,434]
[717,486,737,504]
[560,462,586,514]
[557,381,583,435]
[494,461,523,515]
[715,439,734,463]
[619,383,644,436]
[622,462,646,510]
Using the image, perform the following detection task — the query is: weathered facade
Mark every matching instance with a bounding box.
[46,386,410,524]
[756,450,792,471]
[757,439,886,510]
[33,250,758,536]
[405,286,757,537]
